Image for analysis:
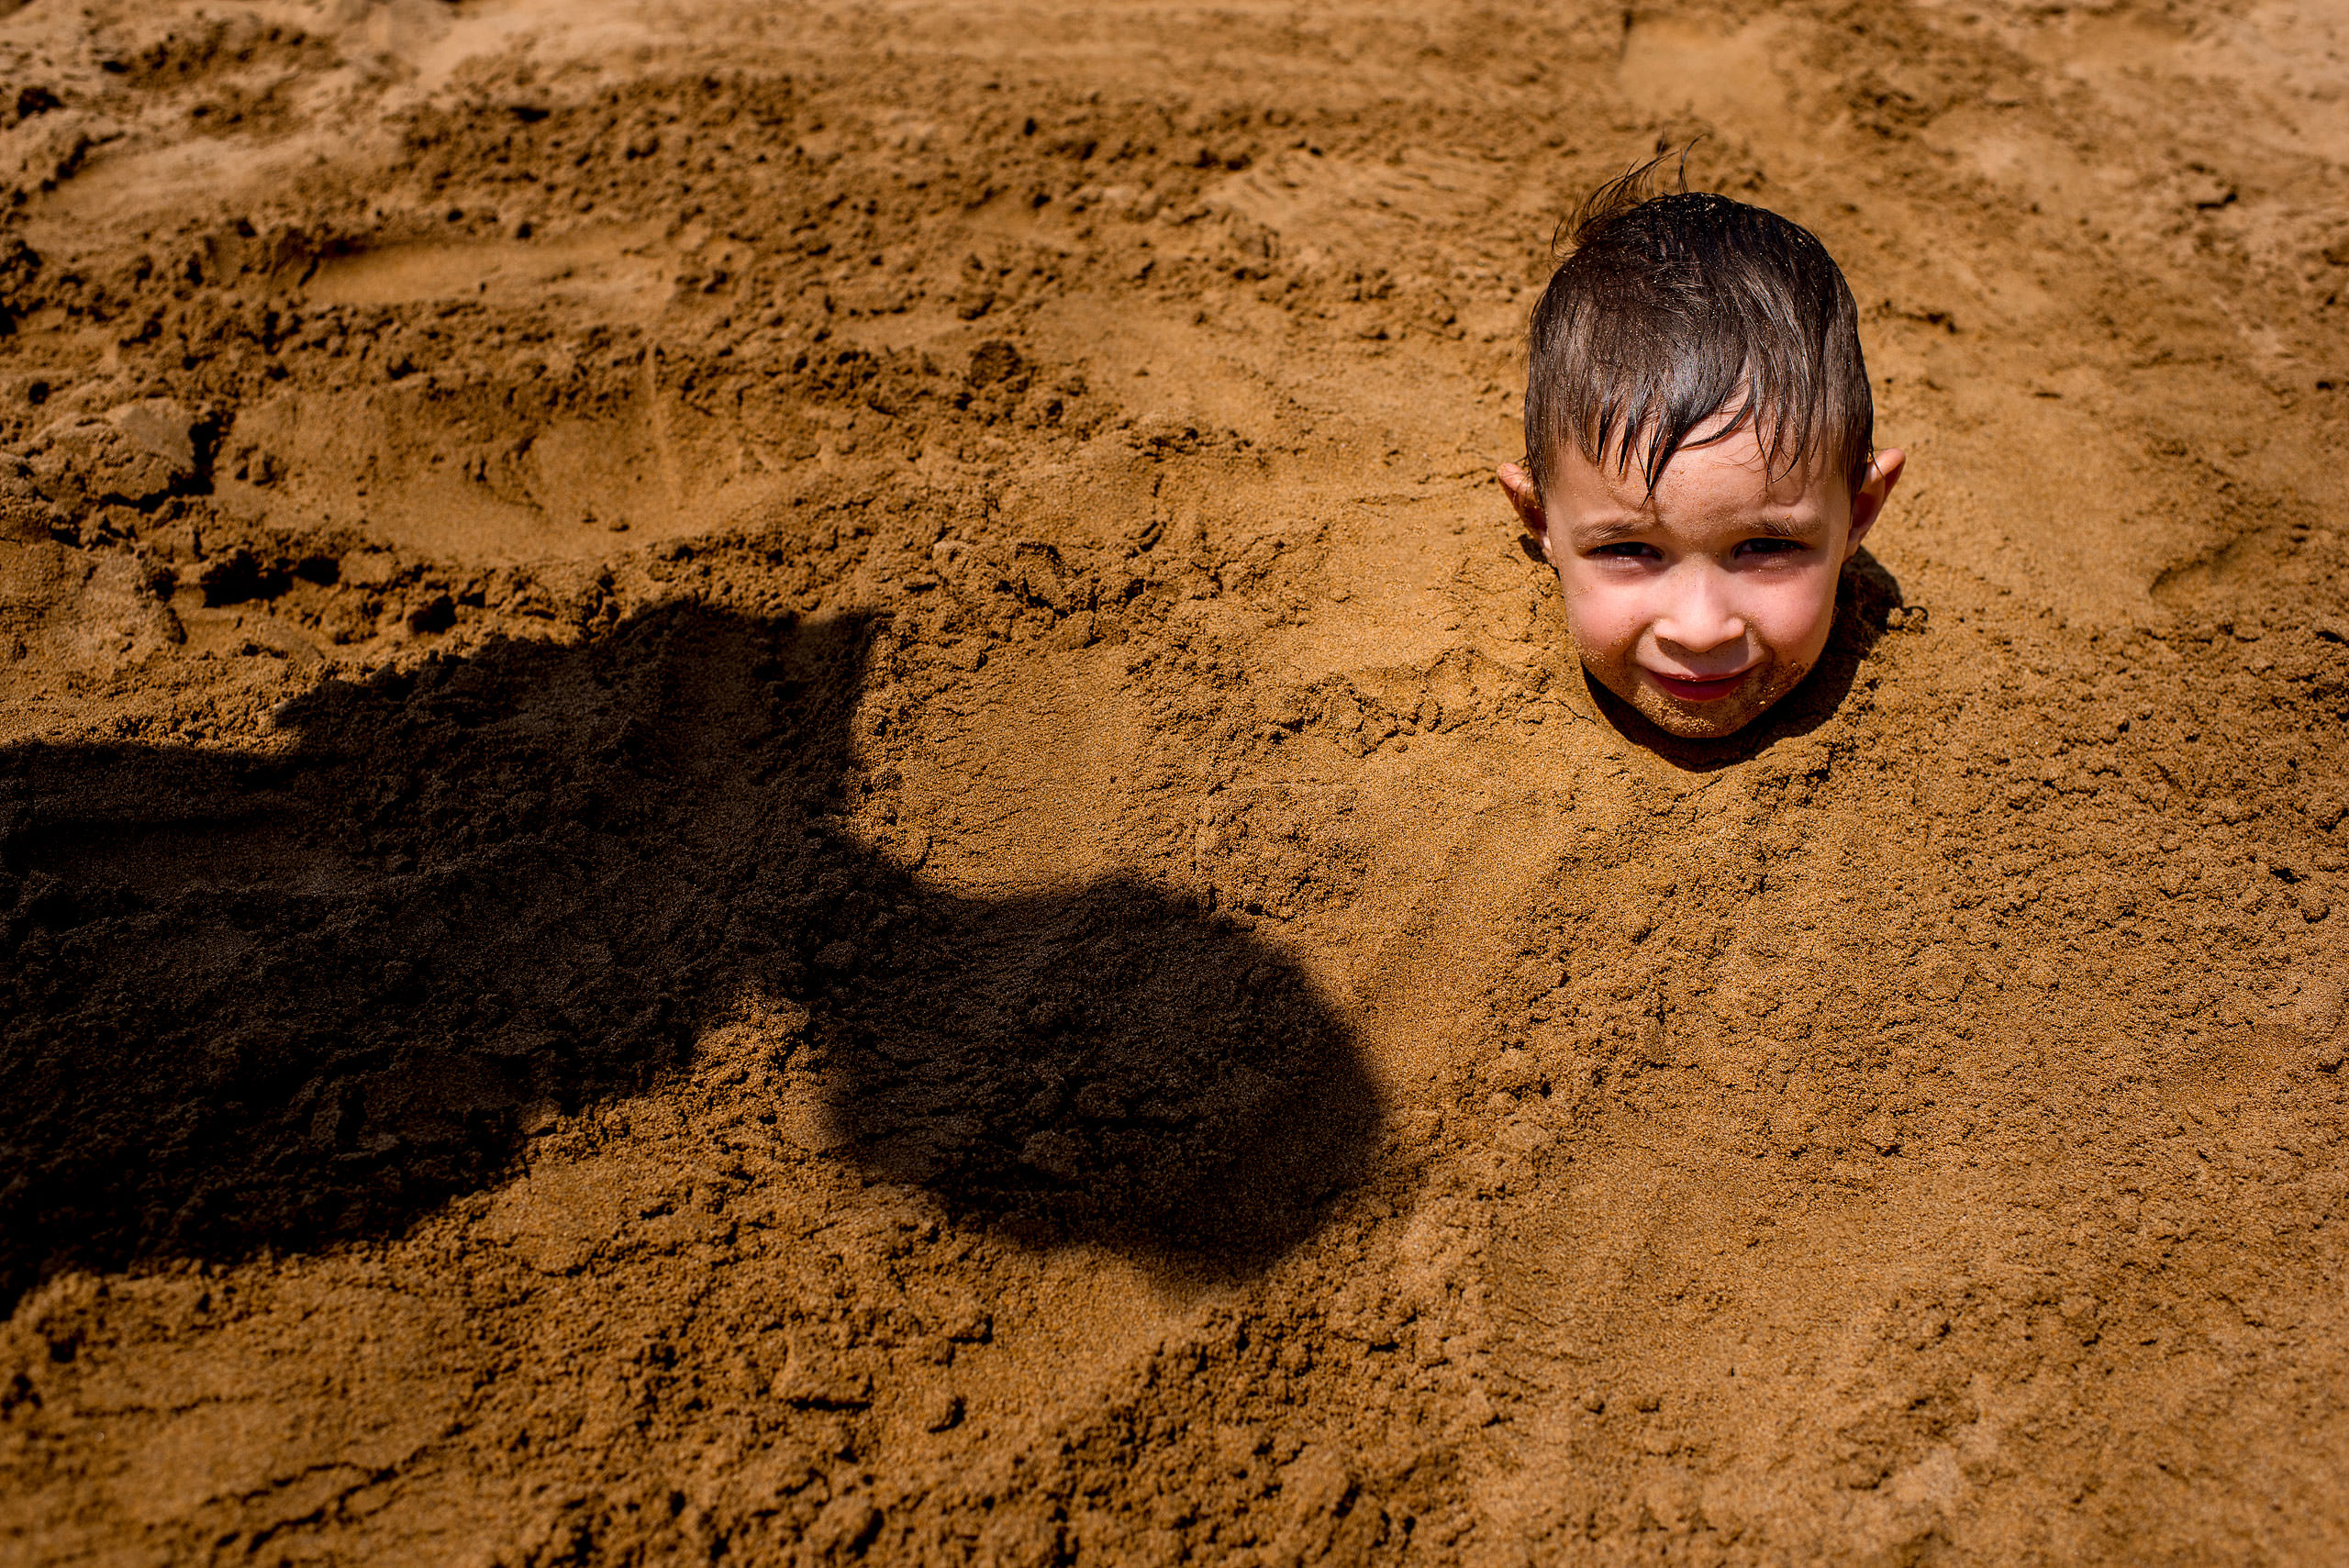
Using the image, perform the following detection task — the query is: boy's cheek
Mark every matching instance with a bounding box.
[1753,573,1842,661]
[1556,593,1639,666]
[1559,586,1634,662]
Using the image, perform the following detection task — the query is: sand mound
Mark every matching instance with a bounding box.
[4,0,2348,1562]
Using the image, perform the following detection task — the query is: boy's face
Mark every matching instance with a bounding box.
[1498,422,1905,739]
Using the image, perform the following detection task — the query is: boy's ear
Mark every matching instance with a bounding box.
[1844,447,1906,558]
[1497,462,1553,562]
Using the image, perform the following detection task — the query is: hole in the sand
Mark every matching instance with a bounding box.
[299,221,670,312]
[198,547,292,606]
[218,334,791,561]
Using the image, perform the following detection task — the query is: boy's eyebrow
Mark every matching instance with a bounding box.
[1570,511,1820,541]
[1574,515,1651,542]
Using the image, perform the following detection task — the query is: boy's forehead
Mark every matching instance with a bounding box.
[1550,424,1838,516]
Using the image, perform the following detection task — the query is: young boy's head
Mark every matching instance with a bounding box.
[1497,165,1905,739]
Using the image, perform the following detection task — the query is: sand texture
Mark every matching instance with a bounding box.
[5,0,2349,1562]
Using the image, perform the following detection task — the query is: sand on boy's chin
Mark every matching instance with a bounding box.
[1612,656,1812,740]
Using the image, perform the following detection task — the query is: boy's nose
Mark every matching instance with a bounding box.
[1653,571,1744,654]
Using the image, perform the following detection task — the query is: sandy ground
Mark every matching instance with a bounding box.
[4,0,2349,1562]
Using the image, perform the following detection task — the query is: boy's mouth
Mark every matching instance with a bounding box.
[1645,666,1754,704]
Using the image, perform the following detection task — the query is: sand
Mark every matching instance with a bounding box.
[4,0,2348,1562]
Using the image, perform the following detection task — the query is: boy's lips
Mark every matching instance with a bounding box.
[1644,665,1754,703]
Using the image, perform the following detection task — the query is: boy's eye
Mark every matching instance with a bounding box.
[1590,541,1660,560]
[1735,536,1807,558]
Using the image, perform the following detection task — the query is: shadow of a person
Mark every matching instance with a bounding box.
[0,604,1382,1308]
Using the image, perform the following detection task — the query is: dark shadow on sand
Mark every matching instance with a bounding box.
[0,606,1381,1309]
[1572,546,1910,768]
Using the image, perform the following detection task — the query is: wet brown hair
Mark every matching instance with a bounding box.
[1524,156,1874,498]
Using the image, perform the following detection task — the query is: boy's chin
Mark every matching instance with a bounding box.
[1600,663,1806,740]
